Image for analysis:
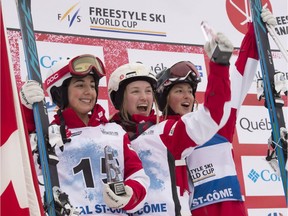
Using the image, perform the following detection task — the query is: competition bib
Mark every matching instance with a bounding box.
[130,123,177,215]
[55,125,127,215]
[187,134,243,210]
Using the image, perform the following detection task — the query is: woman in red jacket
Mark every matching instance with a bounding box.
[155,8,277,216]
[20,54,150,215]
[108,32,233,215]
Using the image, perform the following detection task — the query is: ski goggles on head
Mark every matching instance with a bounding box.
[68,54,106,79]
[44,55,106,90]
[168,61,201,83]
[157,61,201,91]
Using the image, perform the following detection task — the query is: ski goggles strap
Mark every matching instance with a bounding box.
[168,61,201,83]
[69,54,106,79]
[44,55,106,90]
[157,61,201,93]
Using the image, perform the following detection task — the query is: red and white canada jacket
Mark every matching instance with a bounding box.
[111,61,231,216]
[187,22,259,216]
[24,104,149,215]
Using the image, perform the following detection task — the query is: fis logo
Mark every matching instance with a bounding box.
[57,2,81,27]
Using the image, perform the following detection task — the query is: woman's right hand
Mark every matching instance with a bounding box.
[20,80,44,109]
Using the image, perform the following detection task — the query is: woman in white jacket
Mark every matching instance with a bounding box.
[108,33,233,215]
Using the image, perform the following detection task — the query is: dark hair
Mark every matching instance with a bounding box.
[50,72,99,110]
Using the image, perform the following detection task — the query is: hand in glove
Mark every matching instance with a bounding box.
[20,80,45,109]
[53,186,80,216]
[103,184,133,209]
[49,124,65,150]
[49,125,71,150]
[274,71,288,94]
[256,78,264,100]
[28,133,43,175]
[261,8,277,26]
[49,124,71,151]
[204,32,234,64]
[29,133,38,153]
[280,127,288,140]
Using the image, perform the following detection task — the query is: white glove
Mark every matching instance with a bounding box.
[274,71,288,94]
[261,8,277,26]
[49,124,64,149]
[280,127,288,140]
[29,133,43,175]
[256,78,265,100]
[280,127,288,172]
[268,158,281,177]
[204,32,234,63]
[20,80,44,109]
[103,184,133,209]
[52,186,80,216]
[29,133,38,152]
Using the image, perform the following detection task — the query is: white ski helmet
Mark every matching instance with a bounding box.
[108,62,157,110]
[44,54,106,109]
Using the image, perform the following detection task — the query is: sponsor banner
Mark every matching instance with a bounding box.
[236,106,288,144]
[242,156,284,196]
[248,208,288,216]
[2,0,287,48]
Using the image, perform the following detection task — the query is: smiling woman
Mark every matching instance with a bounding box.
[19,54,150,215]
[122,80,154,117]
[155,61,201,117]
[107,51,232,215]
[166,83,195,116]
[67,75,97,125]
